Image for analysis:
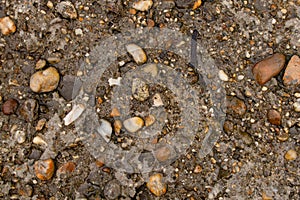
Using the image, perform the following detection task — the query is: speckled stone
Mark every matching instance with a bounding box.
[34,159,55,181]
[283,55,300,85]
[0,16,16,35]
[147,173,167,197]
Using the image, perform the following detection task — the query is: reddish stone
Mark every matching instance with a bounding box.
[2,98,18,115]
[283,55,300,85]
[252,53,285,85]
[57,162,76,174]
[267,109,281,125]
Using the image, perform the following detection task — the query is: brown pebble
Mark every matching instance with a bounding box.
[252,53,285,85]
[113,120,122,135]
[110,108,120,117]
[267,109,281,125]
[154,146,171,162]
[30,67,60,93]
[284,149,297,161]
[35,59,46,70]
[283,55,300,86]
[147,19,155,27]
[95,159,105,168]
[147,173,167,197]
[36,118,47,131]
[34,159,55,181]
[262,191,273,200]
[194,165,202,173]
[0,16,16,35]
[145,115,155,127]
[226,96,247,116]
[223,120,234,134]
[102,167,111,173]
[2,98,18,115]
[57,162,76,174]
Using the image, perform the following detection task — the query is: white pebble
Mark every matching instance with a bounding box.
[75,28,83,36]
[293,102,300,112]
[97,119,112,143]
[132,0,153,11]
[153,93,164,107]
[108,77,122,86]
[125,44,147,65]
[15,130,26,144]
[33,136,47,146]
[123,117,144,133]
[63,104,85,125]
[218,70,229,81]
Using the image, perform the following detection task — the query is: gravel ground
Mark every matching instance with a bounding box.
[0,0,299,199]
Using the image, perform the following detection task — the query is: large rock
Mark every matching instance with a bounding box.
[252,53,285,85]
[283,55,300,86]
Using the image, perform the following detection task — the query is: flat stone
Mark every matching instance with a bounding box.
[126,44,147,65]
[57,162,76,174]
[63,104,85,126]
[143,63,158,76]
[154,146,171,162]
[132,0,153,11]
[58,75,81,101]
[153,93,164,107]
[2,98,18,115]
[132,78,149,102]
[56,1,77,19]
[30,67,60,93]
[267,109,281,125]
[252,53,285,85]
[147,173,167,197]
[0,16,16,35]
[123,117,144,133]
[97,119,112,142]
[283,55,300,85]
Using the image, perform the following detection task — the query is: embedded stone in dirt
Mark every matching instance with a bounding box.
[154,146,171,162]
[252,53,285,85]
[63,104,85,126]
[19,99,39,122]
[35,59,46,70]
[143,63,158,76]
[97,119,112,142]
[132,78,149,101]
[58,75,81,101]
[126,44,147,65]
[0,16,16,35]
[267,109,281,125]
[284,149,297,161]
[57,162,76,174]
[56,1,77,19]
[30,67,60,93]
[145,114,155,127]
[34,159,55,181]
[132,0,153,11]
[175,0,195,8]
[147,173,167,197]
[226,96,247,116]
[283,55,300,86]
[2,98,18,115]
[113,120,122,135]
[104,180,121,200]
[123,117,144,133]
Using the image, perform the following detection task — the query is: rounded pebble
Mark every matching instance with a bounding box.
[0,16,16,35]
[284,149,297,161]
[30,67,60,93]
[147,173,167,197]
[34,159,55,180]
[2,98,18,115]
[126,43,147,65]
[123,117,144,133]
[132,0,153,11]
[267,109,281,125]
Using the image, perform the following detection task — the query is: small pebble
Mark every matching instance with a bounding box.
[2,98,18,115]
[104,180,121,200]
[35,59,46,70]
[19,99,39,122]
[252,53,285,85]
[30,67,60,93]
[132,78,149,101]
[147,173,167,197]
[123,117,144,133]
[293,102,300,112]
[284,149,297,161]
[192,0,202,10]
[63,104,85,126]
[132,0,153,11]
[0,16,16,35]
[154,146,171,162]
[108,77,122,86]
[113,120,122,135]
[15,130,26,144]
[110,108,121,117]
[218,70,229,81]
[194,165,202,173]
[33,136,47,146]
[145,114,155,127]
[34,159,55,181]
[56,1,77,19]
[57,162,76,174]
[35,118,47,131]
[153,93,164,107]
[126,44,147,65]
[267,109,281,125]
[283,55,300,85]
[75,28,83,36]
[226,96,247,116]
[47,1,54,9]
[97,119,112,142]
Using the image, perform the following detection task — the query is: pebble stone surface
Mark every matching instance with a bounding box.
[0,0,299,200]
